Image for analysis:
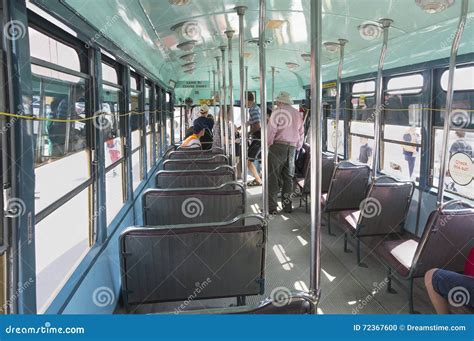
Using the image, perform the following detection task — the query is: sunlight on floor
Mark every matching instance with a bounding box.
[321,268,336,282]
[272,244,294,271]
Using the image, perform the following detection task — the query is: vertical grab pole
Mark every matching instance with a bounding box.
[437,0,469,206]
[259,0,268,218]
[334,39,348,165]
[216,56,225,151]
[212,69,217,123]
[373,19,392,180]
[309,0,323,311]
[225,30,236,168]
[220,46,228,156]
[271,66,276,110]
[236,6,248,184]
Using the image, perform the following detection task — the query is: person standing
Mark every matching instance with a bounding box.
[247,92,263,186]
[267,91,304,214]
[193,105,214,150]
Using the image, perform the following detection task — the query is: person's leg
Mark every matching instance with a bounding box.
[408,156,415,177]
[424,269,451,314]
[248,160,262,184]
[268,144,284,212]
[281,146,297,213]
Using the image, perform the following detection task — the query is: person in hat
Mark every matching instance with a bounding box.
[193,104,214,150]
[180,121,205,149]
[267,91,304,214]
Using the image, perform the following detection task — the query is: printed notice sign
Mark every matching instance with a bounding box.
[448,152,473,186]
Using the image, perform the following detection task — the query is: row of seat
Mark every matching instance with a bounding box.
[119,147,306,312]
[295,144,474,313]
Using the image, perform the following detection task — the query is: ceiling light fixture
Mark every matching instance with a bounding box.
[181,62,196,69]
[358,21,383,40]
[180,53,196,62]
[169,0,191,6]
[323,41,341,53]
[176,40,197,51]
[301,53,311,62]
[415,0,454,13]
[247,38,272,48]
[285,62,300,70]
[184,68,195,74]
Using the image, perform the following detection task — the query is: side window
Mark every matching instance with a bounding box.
[433,66,474,200]
[323,84,344,156]
[349,80,375,167]
[381,74,424,181]
[29,27,91,313]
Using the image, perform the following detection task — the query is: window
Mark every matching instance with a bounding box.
[174,106,182,143]
[29,28,91,313]
[130,74,143,190]
[145,84,153,172]
[101,62,126,225]
[441,66,474,91]
[381,74,424,181]
[432,66,473,199]
[349,80,376,167]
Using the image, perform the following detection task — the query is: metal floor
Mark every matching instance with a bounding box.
[121,186,436,314]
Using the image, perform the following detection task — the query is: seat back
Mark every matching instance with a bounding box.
[143,183,245,225]
[324,161,371,212]
[155,166,235,189]
[167,149,225,160]
[163,155,227,171]
[302,151,336,195]
[356,177,414,237]
[411,201,474,278]
[120,215,266,307]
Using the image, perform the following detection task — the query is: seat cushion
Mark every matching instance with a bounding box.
[337,210,360,234]
[377,239,418,277]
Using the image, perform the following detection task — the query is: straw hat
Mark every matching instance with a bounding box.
[200,104,209,114]
[275,91,293,105]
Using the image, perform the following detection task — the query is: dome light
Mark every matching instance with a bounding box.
[323,42,341,53]
[301,53,311,62]
[415,0,454,13]
[169,0,190,5]
[180,53,196,62]
[181,62,196,69]
[176,40,197,51]
[285,62,300,70]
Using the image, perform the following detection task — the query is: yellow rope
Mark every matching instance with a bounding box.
[0,109,176,123]
[0,107,471,123]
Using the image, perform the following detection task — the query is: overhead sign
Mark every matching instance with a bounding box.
[448,152,473,186]
[176,81,210,89]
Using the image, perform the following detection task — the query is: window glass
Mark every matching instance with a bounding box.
[132,151,142,190]
[432,129,474,200]
[131,90,141,150]
[106,162,125,225]
[352,81,375,97]
[441,66,474,91]
[31,66,89,214]
[387,74,423,95]
[326,119,344,156]
[35,187,90,313]
[349,136,374,167]
[29,28,80,72]
[102,62,118,84]
[102,85,123,167]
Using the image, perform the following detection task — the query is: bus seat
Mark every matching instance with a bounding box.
[375,200,474,313]
[322,161,371,235]
[336,177,414,265]
[143,183,245,225]
[167,150,226,160]
[155,166,235,189]
[119,214,266,310]
[163,155,228,171]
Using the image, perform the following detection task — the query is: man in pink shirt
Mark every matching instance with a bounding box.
[267,91,304,214]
